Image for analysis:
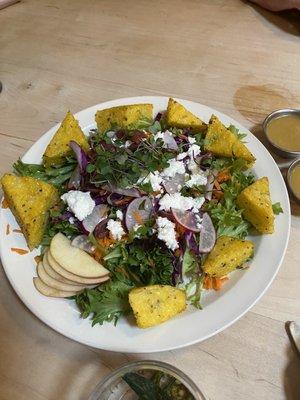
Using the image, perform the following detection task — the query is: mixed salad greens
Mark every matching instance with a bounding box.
[11,103,282,328]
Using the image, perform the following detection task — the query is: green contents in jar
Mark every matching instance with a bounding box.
[122,370,195,399]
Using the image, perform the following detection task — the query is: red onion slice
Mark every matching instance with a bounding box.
[69,140,88,173]
[82,204,109,233]
[172,209,202,233]
[199,212,216,253]
[125,196,153,231]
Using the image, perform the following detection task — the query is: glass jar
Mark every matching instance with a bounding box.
[88,360,206,400]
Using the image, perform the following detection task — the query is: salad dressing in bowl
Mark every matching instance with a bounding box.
[287,159,300,202]
[266,114,300,152]
[263,109,300,158]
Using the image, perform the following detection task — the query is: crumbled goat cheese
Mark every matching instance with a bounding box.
[61,191,95,221]
[185,171,208,188]
[143,171,163,192]
[162,159,186,178]
[177,151,188,161]
[188,143,201,158]
[159,192,204,212]
[68,217,75,224]
[125,140,132,148]
[188,136,196,144]
[107,219,125,241]
[156,216,179,251]
[116,210,123,220]
[177,143,201,162]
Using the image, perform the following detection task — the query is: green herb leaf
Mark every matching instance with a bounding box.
[228,124,247,142]
[182,248,197,274]
[122,372,172,400]
[13,159,76,191]
[272,202,283,215]
[75,278,134,326]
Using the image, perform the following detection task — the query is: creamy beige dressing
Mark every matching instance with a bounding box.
[267,114,300,151]
[289,164,300,199]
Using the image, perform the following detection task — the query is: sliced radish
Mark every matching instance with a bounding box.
[82,204,109,233]
[125,196,153,231]
[71,235,95,254]
[163,173,186,194]
[172,209,202,233]
[199,212,216,253]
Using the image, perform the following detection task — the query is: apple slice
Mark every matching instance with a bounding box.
[50,232,109,278]
[37,262,87,292]
[33,277,80,298]
[43,253,84,286]
[46,251,110,285]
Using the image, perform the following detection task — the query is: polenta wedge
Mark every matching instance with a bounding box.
[1,174,59,249]
[129,285,186,328]
[237,177,274,234]
[204,115,255,165]
[166,98,206,132]
[43,111,89,167]
[203,236,254,277]
[95,104,153,134]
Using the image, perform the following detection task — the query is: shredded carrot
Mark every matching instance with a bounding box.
[203,275,213,290]
[98,236,115,248]
[175,223,186,238]
[6,224,10,235]
[214,180,222,191]
[213,189,223,200]
[13,229,23,233]
[114,196,132,206]
[34,255,42,265]
[217,169,231,183]
[204,275,228,291]
[11,247,29,255]
[2,199,9,208]
[132,210,144,225]
[93,248,103,262]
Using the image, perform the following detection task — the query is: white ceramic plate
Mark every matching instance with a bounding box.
[0,96,290,353]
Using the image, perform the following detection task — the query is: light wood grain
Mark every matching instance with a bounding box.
[0,1,299,399]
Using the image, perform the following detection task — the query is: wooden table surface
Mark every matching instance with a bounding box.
[0,1,300,399]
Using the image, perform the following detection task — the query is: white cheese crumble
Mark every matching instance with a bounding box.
[188,136,196,144]
[185,171,208,188]
[143,171,163,192]
[177,143,201,162]
[116,210,123,220]
[162,159,186,178]
[61,191,95,221]
[156,216,179,251]
[107,219,125,241]
[159,192,204,212]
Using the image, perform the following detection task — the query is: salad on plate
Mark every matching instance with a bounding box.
[0,98,283,329]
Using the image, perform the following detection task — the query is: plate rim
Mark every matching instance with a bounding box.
[0,96,291,352]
